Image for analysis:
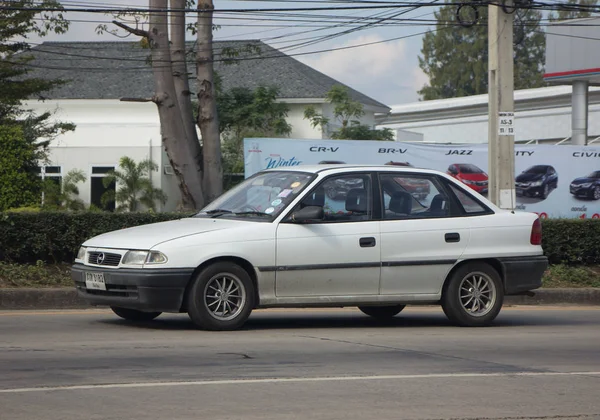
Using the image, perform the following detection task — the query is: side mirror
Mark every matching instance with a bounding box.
[289,206,324,223]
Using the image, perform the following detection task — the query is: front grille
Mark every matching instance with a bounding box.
[88,251,121,266]
[75,281,138,298]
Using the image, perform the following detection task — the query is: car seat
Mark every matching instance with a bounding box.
[389,191,412,217]
[302,188,325,207]
[429,194,448,216]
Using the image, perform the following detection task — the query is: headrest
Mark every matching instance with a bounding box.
[430,194,446,211]
[389,191,412,215]
[303,188,325,207]
[345,189,368,213]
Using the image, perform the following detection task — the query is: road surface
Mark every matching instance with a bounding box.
[1,306,599,420]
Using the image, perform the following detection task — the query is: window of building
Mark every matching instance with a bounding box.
[91,166,115,212]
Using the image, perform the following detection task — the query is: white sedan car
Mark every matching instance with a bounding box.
[72,165,547,330]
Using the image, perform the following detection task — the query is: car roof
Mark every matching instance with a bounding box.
[263,164,445,176]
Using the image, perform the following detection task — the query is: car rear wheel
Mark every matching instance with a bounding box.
[187,262,255,331]
[110,307,162,321]
[358,305,405,319]
[441,262,504,327]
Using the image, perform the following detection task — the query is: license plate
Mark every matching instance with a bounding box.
[85,272,106,291]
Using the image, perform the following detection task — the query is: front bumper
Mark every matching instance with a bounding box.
[72,263,194,312]
[570,185,592,196]
[498,256,548,295]
[516,185,544,196]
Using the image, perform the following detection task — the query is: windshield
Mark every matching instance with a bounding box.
[587,171,600,178]
[458,164,483,174]
[197,171,314,220]
[525,165,548,174]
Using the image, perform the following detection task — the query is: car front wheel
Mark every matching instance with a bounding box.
[358,305,405,319]
[110,307,162,321]
[441,262,504,327]
[187,262,255,331]
[593,186,600,200]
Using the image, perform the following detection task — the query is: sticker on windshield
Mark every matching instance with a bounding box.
[265,207,275,214]
[271,199,282,206]
[291,182,301,188]
[278,189,292,198]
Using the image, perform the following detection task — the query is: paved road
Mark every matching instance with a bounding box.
[1,306,600,420]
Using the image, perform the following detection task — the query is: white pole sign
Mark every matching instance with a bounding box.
[498,112,515,136]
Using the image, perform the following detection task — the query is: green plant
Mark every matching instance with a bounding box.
[0,125,43,211]
[101,156,167,212]
[541,219,600,265]
[304,85,394,141]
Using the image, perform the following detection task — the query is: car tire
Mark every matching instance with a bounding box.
[358,305,405,319]
[594,186,600,200]
[110,307,162,321]
[187,262,255,331]
[441,262,504,327]
[541,184,549,199]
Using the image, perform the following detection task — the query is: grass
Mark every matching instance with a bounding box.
[1,262,599,289]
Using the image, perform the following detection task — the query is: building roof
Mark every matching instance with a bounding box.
[377,85,600,125]
[24,40,390,112]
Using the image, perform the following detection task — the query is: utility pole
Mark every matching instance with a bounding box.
[488,0,516,210]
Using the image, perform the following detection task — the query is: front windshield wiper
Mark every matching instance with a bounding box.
[202,209,233,218]
[233,211,271,217]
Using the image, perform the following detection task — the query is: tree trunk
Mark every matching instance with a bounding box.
[169,0,203,169]
[148,0,204,209]
[196,0,223,203]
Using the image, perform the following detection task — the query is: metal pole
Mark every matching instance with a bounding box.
[488,1,515,210]
[572,80,589,146]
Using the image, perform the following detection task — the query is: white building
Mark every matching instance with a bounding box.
[377,85,600,145]
[25,40,390,211]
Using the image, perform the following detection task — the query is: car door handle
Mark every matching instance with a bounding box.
[445,232,460,243]
[359,237,376,248]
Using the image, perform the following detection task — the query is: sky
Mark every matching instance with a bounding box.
[24,0,439,106]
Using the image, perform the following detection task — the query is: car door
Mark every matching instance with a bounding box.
[275,172,381,297]
[378,173,472,295]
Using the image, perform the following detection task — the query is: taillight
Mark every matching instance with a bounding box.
[530,217,542,245]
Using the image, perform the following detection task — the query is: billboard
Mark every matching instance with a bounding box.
[244,138,600,219]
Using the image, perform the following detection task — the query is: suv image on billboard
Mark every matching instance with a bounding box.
[447,163,488,194]
[515,165,558,199]
[570,170,600,200]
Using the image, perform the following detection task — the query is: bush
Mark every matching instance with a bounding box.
[541,219,600,265]
[0,212,599,266]
[0,211,194,264]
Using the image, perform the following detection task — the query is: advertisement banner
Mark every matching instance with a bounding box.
[244,138,600,219]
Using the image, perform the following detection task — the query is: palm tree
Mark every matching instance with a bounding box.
[102,157,167,212]
[41,169,86,211]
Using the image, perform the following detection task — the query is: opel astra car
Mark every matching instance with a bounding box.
[72,165,547,331]
[515,165,558,199]
[447,163,488,194]
[570,170,600,200]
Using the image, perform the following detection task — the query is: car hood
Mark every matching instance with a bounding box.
[516,172,544,182]
[83,217,254,249]
[571,177,596,185]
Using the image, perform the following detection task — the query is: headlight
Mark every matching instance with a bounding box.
[122,250,168,265]
[462,179,475,185]
[581,183,592,188]
[122,251,149,265]
[76,247,87,260]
